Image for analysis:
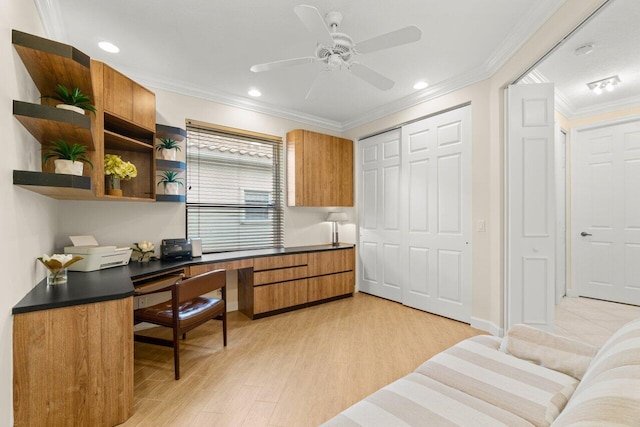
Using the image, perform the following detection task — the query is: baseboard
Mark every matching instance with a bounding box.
[227,301,238,312]
[471,317,504,337]
[566,289,580,298]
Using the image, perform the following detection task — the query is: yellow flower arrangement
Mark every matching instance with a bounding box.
[104,154,137,180]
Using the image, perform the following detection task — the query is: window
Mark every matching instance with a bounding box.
[186,121,284,253]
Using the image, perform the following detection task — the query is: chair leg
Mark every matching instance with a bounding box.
[182,333,186,340]
[173,328,180,380]
[222,310,227,347]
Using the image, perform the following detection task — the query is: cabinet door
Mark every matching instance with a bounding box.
[308,271,354,302]
[103,65,133,120]
[303,131,353,206]
[254,279,308,314]
[308,248,355,277]
[132,84,156,131]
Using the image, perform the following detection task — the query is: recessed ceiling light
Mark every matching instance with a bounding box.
[248,88,262,97]
[98,41,119,53]
[413,81,428,90]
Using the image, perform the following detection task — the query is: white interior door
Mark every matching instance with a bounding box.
[401,106,472,323]
[358,129,403,302]
[506,83,556,332]
[572,117,640,306]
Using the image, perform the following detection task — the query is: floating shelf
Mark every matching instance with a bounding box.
[12,29,93,99]
[104,130,153,152]
[105,112,154,144]
[156,159,186,171]
[13,101,95,149]
[98,194,155,202]
[13,170,93,200]
[156,124,186,141]
[156,194,185,203]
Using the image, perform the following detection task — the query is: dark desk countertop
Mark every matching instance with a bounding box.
[12,244,355,315]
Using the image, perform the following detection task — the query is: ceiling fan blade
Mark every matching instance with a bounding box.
[305,71,330,100]
[350,63,395,91]
[356,26,422,54]
[250,57,318,73]
[294,5,334,47]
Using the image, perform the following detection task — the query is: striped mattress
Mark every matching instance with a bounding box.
[323,318,640,427]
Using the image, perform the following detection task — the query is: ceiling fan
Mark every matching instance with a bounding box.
[250,5,422,99]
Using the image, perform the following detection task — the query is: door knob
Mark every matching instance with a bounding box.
[580,231,592,237]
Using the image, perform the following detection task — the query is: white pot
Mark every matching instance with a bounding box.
[56,104,85,115]
[160,149,177,161]
[54,159,84,176]
[164,182,179,195]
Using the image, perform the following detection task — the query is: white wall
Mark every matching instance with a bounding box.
[1,1,61,424]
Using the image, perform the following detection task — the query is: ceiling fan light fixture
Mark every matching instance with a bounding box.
[248,88,262,97]
[413,80,428,90]
[98,41,119,53]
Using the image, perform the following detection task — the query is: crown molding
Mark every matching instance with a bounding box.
[340,66,492,131]
[570,94,640,120]
[127,71,344,132]
[481,0,565,76]
[33,0,67,42]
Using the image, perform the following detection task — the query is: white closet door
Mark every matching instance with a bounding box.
[401,106,472,322]
[358,129,403,302]
[506,83,555,332]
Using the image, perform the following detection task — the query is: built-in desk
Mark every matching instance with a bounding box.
[12,244,354,426]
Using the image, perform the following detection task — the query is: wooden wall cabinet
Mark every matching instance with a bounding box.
[103,64,155,132]
[286,129,354,207]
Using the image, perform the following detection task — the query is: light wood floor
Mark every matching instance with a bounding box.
[123,292,482,427]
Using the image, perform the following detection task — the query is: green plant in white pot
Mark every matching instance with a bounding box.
[157,170,183,195]
[43,84,96,115]
[156,138,181,161]
[42,140,93,176]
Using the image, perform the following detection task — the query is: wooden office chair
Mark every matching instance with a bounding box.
[133,269,227,380]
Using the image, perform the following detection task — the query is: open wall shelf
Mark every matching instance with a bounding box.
[13,170,93,200]
[156,124,186,141]
[156,194,186,203]
[155,159,186,171]
[13,101,95,149]
[12,29,93,98]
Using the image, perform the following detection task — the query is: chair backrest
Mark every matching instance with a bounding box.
[176,269,226,304]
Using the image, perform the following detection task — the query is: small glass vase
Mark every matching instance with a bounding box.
[47,268,68,286]
[107,176,123,197]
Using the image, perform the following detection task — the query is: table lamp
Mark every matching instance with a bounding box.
[326,212,348,246]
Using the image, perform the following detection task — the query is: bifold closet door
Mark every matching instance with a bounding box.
[401,106,471,323]
[358,106,472,322]
[358,129,403,302]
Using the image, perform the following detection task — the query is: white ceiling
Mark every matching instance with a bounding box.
[38,0,565,130]
[528,0,640,119]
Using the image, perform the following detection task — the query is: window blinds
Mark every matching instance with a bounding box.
[186,122,284,253]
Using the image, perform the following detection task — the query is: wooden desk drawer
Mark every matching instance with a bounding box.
[254,279,308,314]
[307,248,355,277]
[308,271,355,302]
[253,253,307,271]
[188,259,253,277]
[254,266,308,286]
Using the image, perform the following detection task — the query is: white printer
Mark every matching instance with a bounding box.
[64,235,133,272]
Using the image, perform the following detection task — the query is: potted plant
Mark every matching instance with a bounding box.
[104,154,137,197]
[42,139,93,176]
[156,138,181,161]
[43,84,96,115]
[157,170,183,195]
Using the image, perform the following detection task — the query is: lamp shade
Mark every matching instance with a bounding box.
[326,212,348,222]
